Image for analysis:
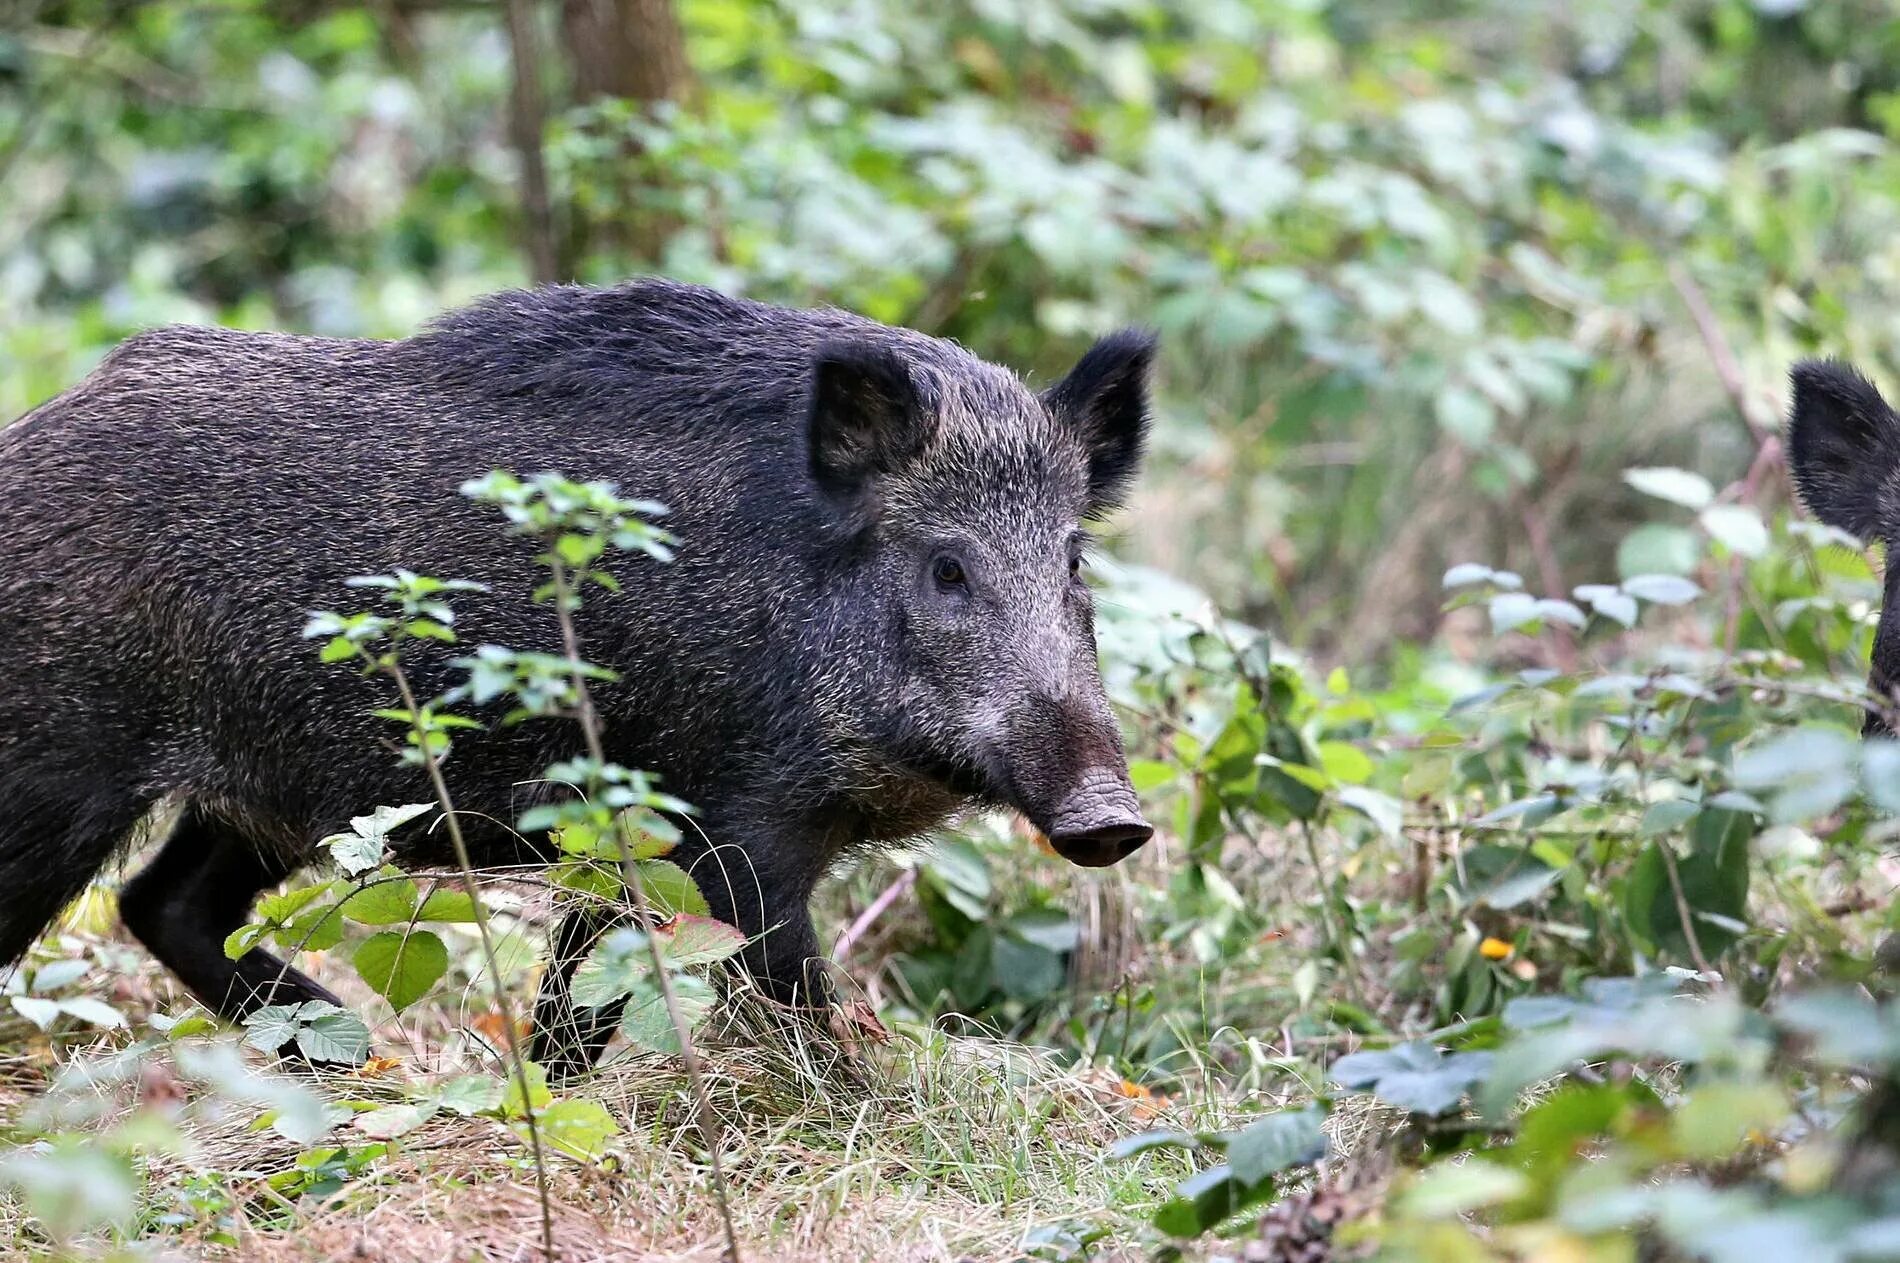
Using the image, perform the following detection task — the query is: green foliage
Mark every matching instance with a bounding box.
[12,2,1900,1256]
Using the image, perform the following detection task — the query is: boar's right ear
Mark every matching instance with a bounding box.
[1043,329,1157,518]
[1788,359,1900,541]
[807,338,932,509]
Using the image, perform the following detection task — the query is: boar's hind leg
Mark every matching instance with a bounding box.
[120,805,342,1040]
[529,904,629,1083]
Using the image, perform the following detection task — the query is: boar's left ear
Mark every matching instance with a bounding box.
[1043,329,1157,517]
[807,337,934,509]
[1788,359,1900,542]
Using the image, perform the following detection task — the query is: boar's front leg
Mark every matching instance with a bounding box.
[529,903,628,1082]
[120,805,345,1050]
[684,833,832,1010]
[527,825,834,1080]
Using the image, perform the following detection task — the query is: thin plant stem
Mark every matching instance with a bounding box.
[546,558,741,1262]
[1300,817,1371,1015]
[385,660,557,1263]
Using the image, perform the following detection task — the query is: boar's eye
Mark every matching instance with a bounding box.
[931,555,968,591]
[1069,554,1084,578]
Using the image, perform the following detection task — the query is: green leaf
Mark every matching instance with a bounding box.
[243,1003,306,1054]
[56,997,125,1028]
[1622,574,1703,606]
[415,888,480,923]
[339,875,421,925]
[1624,466,1714,509]
[1617,524,1702,578]
[296,1004,372,1065]
[633,859,709,918]
[353,930,449,1012]
[1398,1160,1528,1218]
[501,1061,552,1120]
[432,1074,507,1116]
[618,973,715,1054]
[532,1098,620,1161]
[1225,1107,1327,1185]
[1434,384,1496,444]
[11,996,62,1030]
[1574,583,1638,628]
[1331,1042,1492,1116]
[256,882,336,924]
[1336,785,1403,839]
[1110,1129,1199,1160]
[224,922,271,961]
[1698,504,1769,558]
[571,927,649,1009]
[653,914,747,967]
[355,1102,436,1140]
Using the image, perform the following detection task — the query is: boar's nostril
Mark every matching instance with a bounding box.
[1048,820,1153,867]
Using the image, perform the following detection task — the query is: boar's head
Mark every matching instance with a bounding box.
[807,329,1157,866]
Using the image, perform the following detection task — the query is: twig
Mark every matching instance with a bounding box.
[831,869,917,961]
[1520,503,1578,672]
[1670,262,1772,439]
[1655,837,1716,979]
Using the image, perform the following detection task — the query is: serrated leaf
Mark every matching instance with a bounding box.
[415,889,480,923]
[243,1004,306,1054]
[295,1004,372,1065]
[433,1074,507,1116]
[632,859,709,918]
[571,927,648,1009]
[619,973,715,1054]
[339,876,421,925]
[353,931,448,1012]
[653,915,747,967]
[323,829,386,877]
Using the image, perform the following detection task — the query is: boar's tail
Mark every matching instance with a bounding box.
[0,769,148,968]
[1788,359,1900,543]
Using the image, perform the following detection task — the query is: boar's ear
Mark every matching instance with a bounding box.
[1788,359,1900,541]
[807,338,933,508]
[1043,329,1157,517]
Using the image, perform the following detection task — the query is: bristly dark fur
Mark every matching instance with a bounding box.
[1041,327,1156,517]
[0,278,1156,1076]
[1786,358,1900,736]
[1788,358,1900,542]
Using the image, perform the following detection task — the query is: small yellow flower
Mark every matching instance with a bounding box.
[1479,936,1514,961]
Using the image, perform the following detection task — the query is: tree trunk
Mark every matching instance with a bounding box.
[560,0,693,105]
[504,0,562,283]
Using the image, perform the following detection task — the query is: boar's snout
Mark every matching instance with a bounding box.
[1042,768,1153,867]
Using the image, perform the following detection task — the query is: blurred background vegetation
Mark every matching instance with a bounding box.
[11,3,1900,1259]
[9,0,1898,662]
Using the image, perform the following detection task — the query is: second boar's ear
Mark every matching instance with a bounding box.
[807,337,933,507]
[1788,359,1900,541]
[1043,329,1157,518]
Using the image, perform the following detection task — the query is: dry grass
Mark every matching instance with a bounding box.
[2,977,1233,1262]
